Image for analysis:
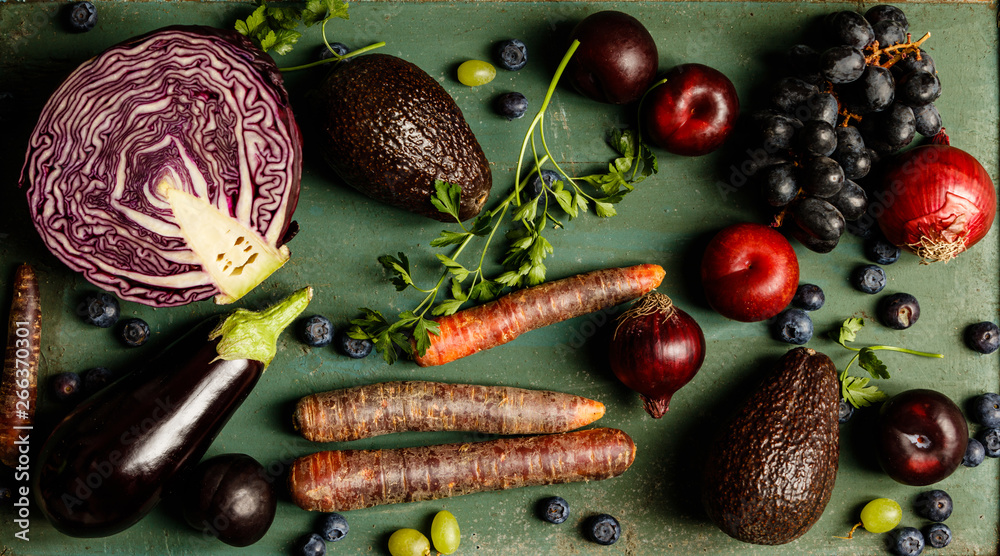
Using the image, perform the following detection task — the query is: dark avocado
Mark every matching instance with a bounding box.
[314,53,492,221]
[701,347,840,545]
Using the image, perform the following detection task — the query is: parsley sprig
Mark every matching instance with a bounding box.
[348,40,657,364]
[832,317,943,408]
[235,0,384,69]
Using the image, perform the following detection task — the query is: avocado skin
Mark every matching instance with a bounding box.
[702,347,839,545]
[315,54,492,221]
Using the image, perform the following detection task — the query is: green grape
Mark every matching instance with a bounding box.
[860,498,902,533]
[457,60,496,86]
[388,528,430,556]
[431,510,461,555]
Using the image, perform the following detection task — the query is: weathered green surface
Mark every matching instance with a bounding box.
[0,2,997,555]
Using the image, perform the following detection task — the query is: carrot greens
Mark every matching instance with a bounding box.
[350,40,657,364]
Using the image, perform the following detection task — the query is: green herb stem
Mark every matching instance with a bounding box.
[279,41,387,72]
[513,40,579,205]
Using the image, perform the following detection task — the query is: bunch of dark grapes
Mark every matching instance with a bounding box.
[748,5,941,253]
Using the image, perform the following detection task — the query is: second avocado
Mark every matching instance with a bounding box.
[701,346,840,545]
[314,54,492,222]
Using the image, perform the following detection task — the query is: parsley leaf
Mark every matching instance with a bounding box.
[832,316,942,407]
[842,375,889,408]
[235,0,348,55]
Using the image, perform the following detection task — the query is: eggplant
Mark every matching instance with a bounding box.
[34,287,312,538]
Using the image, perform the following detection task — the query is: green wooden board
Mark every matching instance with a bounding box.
[1,2,998,554]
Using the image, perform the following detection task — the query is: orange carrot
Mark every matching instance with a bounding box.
[1,264,40,468]
[413,263,665,366]
[293,380,606,442]
[288,427,636,512]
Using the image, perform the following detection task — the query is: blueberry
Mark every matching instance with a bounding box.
[877,292,920,330]
[524,169,561,204]
[914,489,952,522]
[82,366,115,394]
[924,522,951,549]
[295,533,326,556]
[963,437,986,467]
[81,292,120,328]
[494,92,529,120]
[972,392,1000,427]
[494,38,528,71]
[51,371,83,403]
[538,496,570,524]
[336,331,373,359]
[118,318,151,347]
[838,399,855,423]
[585,514,621,545]
[978,427,1000,457]
[865,235,901,265]
[772,309,813,344]
[851,264,886,294]
[300,315,335,347]
[892,526,925,556]
[965,323,1000,355]
[792,283,825,311]
[67,1,97,32]
[318,512,349,542]
[317,42,350,62]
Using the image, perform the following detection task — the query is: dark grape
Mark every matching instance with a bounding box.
[847,65,895,113]
[835,148,872,180]
[835,125,865,152]
[790,196,846,241]
[825,11,875,49]
[865,5,908,31]
[760,164,799,207]
[744,149,794,177]
[787,44,822,82]
[771,77,818,114]
[892,49,934,77]
[896,70,942,106]
[754,111,801,151]
[820,45,866,84]
[832,126,872,180]
[797,120,837,157]
[789,219,840,253]
[793,92,838,126]
[913,103,943,137]
[827,179,868,220]
[862,103,915,153]
[879,103,917,149]
[872,20,907,47]
[800,156,845,198]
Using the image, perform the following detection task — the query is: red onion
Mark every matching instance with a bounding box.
[609,292,706,418]
[877,144,995,263]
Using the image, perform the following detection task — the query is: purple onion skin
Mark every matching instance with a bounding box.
[19,26,302,307]
[609,293,707,418]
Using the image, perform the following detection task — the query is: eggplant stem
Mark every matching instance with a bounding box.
[209,286,313,366]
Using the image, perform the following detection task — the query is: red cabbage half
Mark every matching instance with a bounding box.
[19,26,302,307]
